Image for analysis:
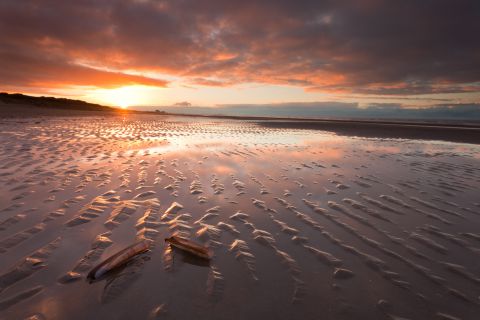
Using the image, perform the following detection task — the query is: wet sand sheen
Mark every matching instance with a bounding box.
[0,114,479,320]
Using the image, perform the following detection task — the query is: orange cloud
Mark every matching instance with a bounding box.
[0,51,167,90]
[0,0,478,96]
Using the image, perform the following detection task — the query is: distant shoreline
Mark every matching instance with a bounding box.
[1,92,479,144]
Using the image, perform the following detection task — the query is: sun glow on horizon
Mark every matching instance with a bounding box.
[85,85,157,108]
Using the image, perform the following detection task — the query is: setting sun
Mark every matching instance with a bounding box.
[86,85,154,108]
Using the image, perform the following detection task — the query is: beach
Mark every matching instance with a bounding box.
[0,113,479,320]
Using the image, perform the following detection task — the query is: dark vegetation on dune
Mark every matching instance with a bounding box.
[0,92,116,112]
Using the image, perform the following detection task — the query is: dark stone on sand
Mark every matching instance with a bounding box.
[57,272,82,284]
[334,268,355,279]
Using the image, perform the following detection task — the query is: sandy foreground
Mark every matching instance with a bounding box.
[0,114,479,320]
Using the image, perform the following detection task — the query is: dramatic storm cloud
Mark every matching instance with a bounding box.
[1,0,479,96]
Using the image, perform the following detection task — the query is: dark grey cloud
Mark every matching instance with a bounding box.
[0,0,479,94]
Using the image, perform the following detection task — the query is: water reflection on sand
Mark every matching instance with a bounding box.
[0,115,479,320]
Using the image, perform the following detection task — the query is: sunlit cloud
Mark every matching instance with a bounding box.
[0,0,478,107]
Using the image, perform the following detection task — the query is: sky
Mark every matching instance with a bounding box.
[1,0,479,116]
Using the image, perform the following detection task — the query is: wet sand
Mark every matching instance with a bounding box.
[3,101,480,144]
[256,120,480,145]
[0,114,479,320]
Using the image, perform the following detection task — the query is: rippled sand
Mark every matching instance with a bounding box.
[0,115,479,320]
